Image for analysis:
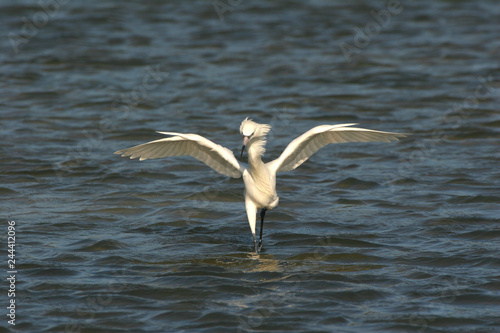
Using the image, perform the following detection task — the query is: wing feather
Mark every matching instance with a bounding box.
[267,124,405,173]
[115,132,243,178]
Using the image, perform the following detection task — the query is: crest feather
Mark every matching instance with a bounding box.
[239,118,272,157]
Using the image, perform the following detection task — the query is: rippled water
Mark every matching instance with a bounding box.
[1,0,500,332]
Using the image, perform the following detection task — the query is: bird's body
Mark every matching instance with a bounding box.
[115,118,405,252]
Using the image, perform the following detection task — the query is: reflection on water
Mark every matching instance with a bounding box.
[246,253,282,273]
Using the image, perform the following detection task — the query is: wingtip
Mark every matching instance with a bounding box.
[114,150,136,159]
[394,133,409,139]
[156,131,178,136]
[330,123,359,129]
[390,133,408,142]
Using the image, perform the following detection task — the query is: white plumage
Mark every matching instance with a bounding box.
[115,118,405,252]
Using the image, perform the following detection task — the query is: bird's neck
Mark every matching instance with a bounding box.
[247,137,266,168]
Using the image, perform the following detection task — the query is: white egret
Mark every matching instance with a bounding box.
[115,118,405,252]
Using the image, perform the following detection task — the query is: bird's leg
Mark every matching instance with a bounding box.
[258,208,267,251]
[253,233,258,253]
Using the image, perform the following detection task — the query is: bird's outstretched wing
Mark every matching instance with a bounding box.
[114,132,244,178]
[267,124,406,173]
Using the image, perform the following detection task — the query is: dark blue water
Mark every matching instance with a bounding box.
[1,0,500,332]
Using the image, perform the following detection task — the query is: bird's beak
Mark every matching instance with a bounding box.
[241,136,249,157]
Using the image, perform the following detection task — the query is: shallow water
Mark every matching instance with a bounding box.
[1,0,500,332]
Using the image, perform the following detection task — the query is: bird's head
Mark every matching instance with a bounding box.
[239,117,271,157]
